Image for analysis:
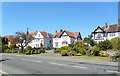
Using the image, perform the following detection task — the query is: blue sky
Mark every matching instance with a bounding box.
[2,2,118,38]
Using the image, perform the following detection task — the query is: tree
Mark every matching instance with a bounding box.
[2,37,8,52]
[78,41,85,55]
[110,37,120,50]
[84,37,89,43]
[13,32,34,52]
[89,39,96,47]
[84,35,94,46]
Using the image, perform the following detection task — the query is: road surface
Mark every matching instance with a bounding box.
[0,54,119,75]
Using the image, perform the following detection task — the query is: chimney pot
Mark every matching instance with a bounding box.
[26,28,29,35]
[60,29,63,32]
[105,23,107,29]
[55,31,57,33]
[118,19,120,25]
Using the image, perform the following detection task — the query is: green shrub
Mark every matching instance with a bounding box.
[99,54,108,57]
[75,53,82,56]
[92,46,100,56]
[12,50,18,53]
[37,50,40,54]
[34,50,37,54]
[110,37,120,50]
[26,46,32,51]
[72,46,79,53]
[44,47,48,50]
[71,51,77,56]
[79,49,86,55]
[97,40,112,51]
[31,50,33,54]
[61,50,68,56]
[26,50,30,55]
[88,53,92,56]
[4,49,10,53]
[41,50,45,53]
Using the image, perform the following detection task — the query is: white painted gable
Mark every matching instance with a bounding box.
[35,32,44,38]
[95,28,103,32]
[62,32,67,35]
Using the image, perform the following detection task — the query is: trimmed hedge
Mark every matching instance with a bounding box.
[75,53,82,56]
[61,50,68,56]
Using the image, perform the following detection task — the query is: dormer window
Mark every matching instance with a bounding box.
[48,35,51,38]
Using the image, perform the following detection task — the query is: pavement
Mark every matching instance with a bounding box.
[0,54,120,75]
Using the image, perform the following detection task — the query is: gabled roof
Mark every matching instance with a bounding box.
[28,31,53,39]
[53,30,80,38]
[93,26,105,33]
[93,19,120,34]
[72,32,80,38]
[40,31,53,39]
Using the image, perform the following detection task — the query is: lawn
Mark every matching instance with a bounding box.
[57,55,110,62]
[40,53,59,56]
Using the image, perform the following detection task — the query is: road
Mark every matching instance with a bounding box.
[0,54,119,75]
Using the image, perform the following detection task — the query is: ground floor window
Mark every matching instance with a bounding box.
[62,42,68,46]
[55,42,58,47]
[36,44,39,48]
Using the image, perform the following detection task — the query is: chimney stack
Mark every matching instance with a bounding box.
[55,31,57,33]
[60,29,63,32]
[105,23,107,29]
[26,28,29,35]
[118,19,120,25]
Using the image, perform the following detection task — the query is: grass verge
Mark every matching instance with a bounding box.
[40,53,59,56]
[57,55,110,62]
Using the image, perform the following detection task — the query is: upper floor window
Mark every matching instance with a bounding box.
[55,42,58,47]
[95,33,103,40]
[49,40,51,43]
[41,40,43,43]
[36,44,39,47]
[104,33,106,37]
[38,34,40,37]
[62,42,68,46]
[109,32,115,37]
[62,36,67,40]
[48,35,51,38]
[97,33,101,36]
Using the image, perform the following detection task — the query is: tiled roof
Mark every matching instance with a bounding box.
[102,24,120,32]
[53,30,80,38]
[53,32,62,38]
[29,31,53,39]
[72,32,80,38]
[40,31,53,39]
[29,32,38,35]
